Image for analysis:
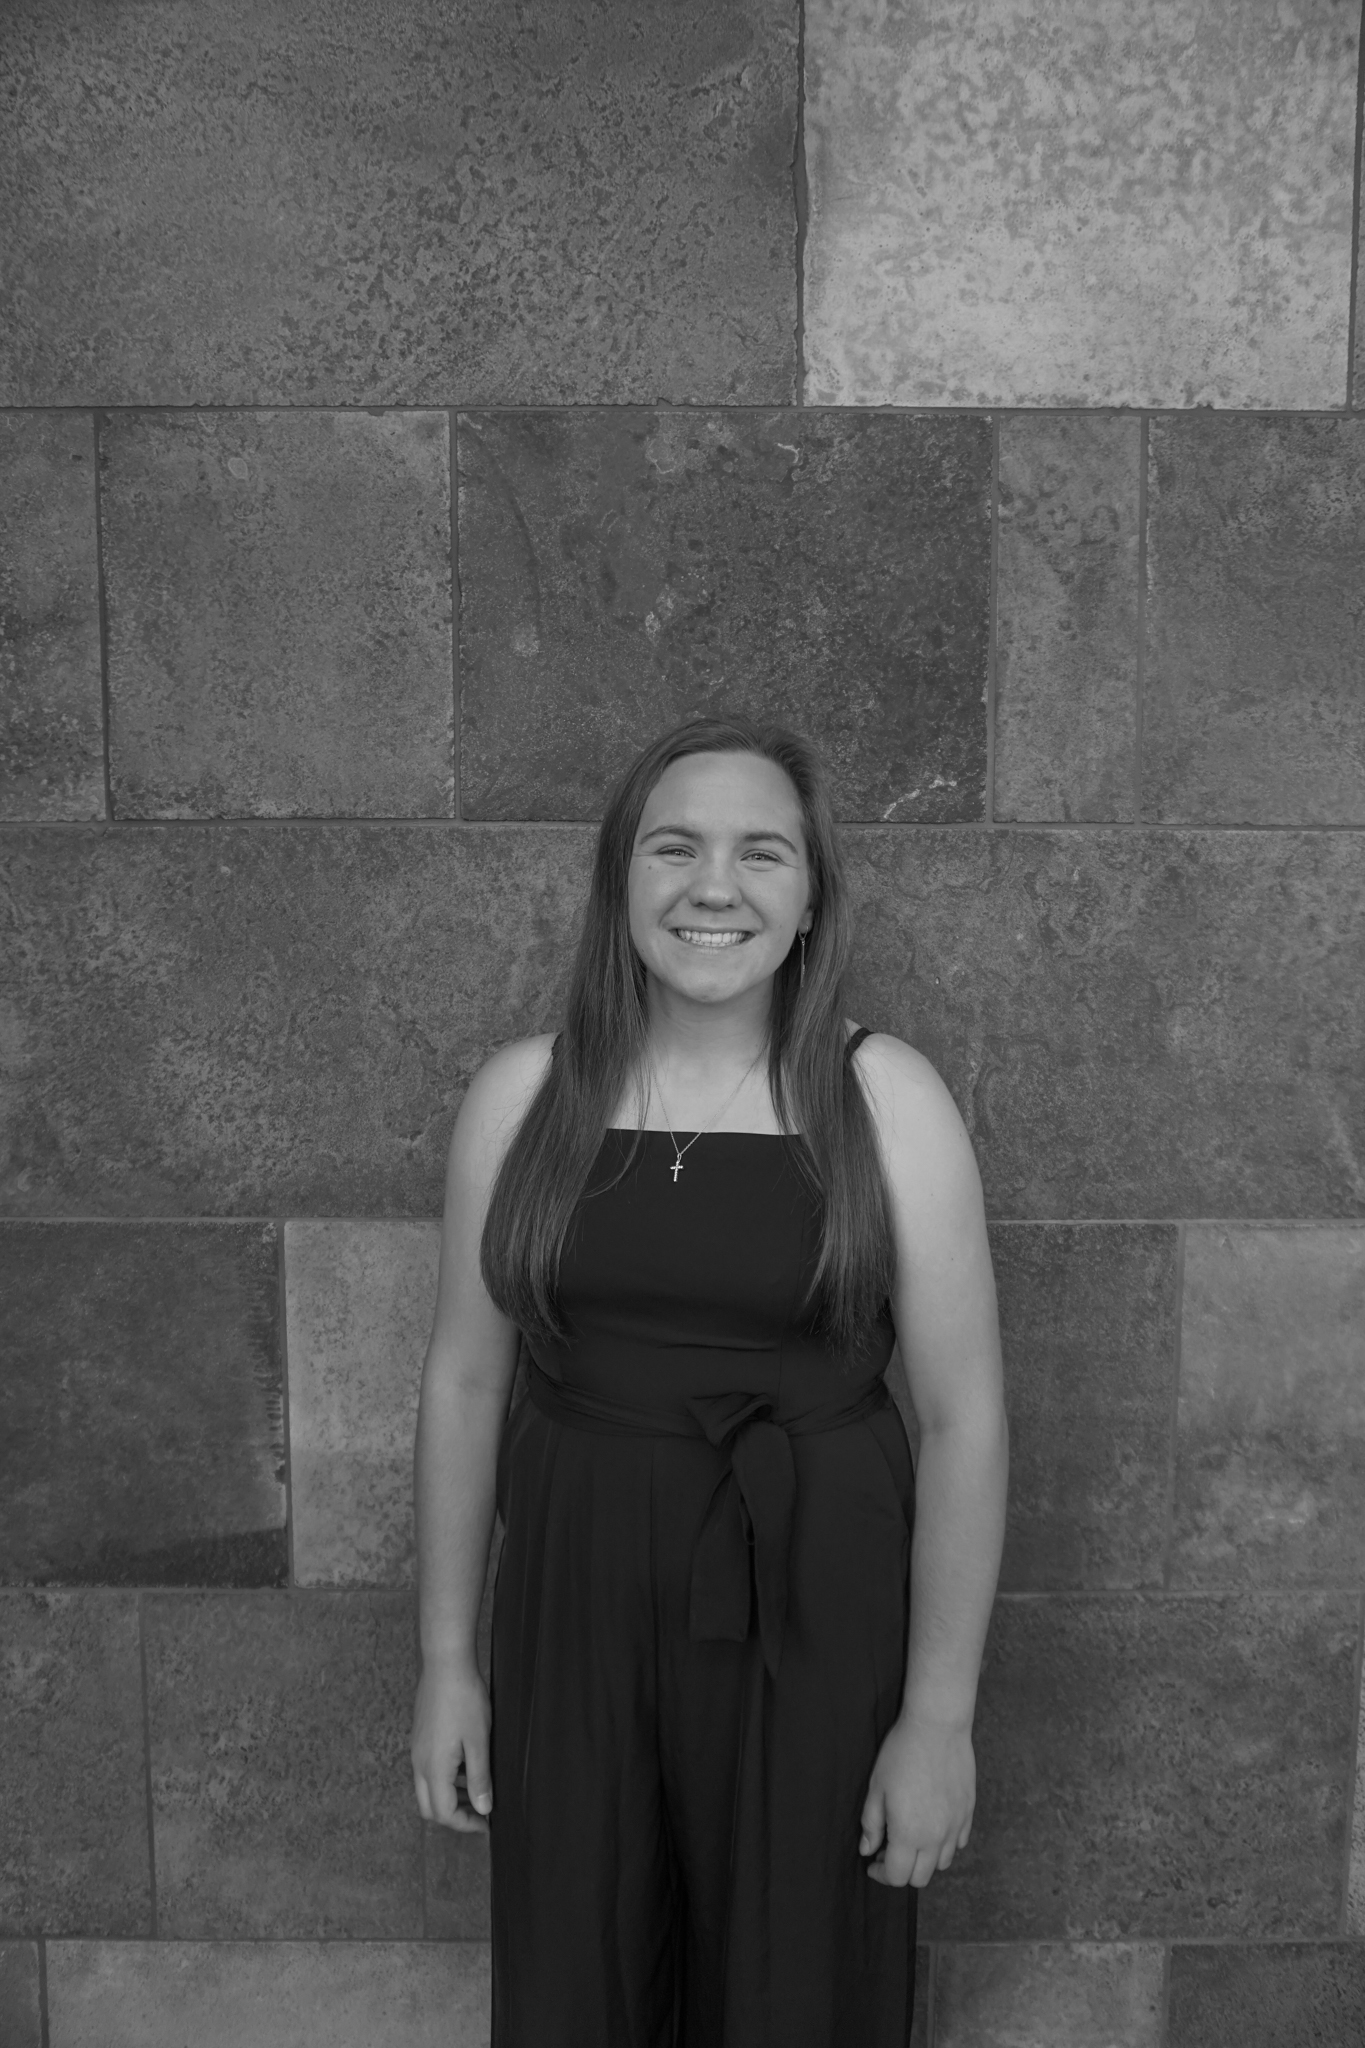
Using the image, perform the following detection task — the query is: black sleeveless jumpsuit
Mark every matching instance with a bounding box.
[489,1032,918,2046]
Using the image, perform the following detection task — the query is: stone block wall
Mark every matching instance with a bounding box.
[2,4,1363,2044]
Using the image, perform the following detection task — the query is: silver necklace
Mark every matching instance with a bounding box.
[648,1050,765,1183]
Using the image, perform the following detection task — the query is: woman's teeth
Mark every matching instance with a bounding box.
[673,929,751,948]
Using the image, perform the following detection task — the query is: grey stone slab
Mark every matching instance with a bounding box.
[424,1825,490,1942]
[5,825,1362,1223]
[845,828,1365,1220]
[1172,1226,1365,1587]
[995,416,1139,823]
[1350,1663,1365,1935]
[0,1222,285,1586]
[0,1942,41,2048]
[920,1592,1358,1941]
[990,1225,1177,1590]
[0,0,796,407]
[1144,417,1365,826]
[804,1,1359,407]
[102,411,453,818]
[0,824,591,1218]
[934,1942,1164,2048]
[286,1221,439,1586]
[1168,1943,1365,2048]
[458,410,992,822]
[46,1939,490,2048]
[0,410,103,820]
[0,1590,149,1935]
[145,1590,422,1938]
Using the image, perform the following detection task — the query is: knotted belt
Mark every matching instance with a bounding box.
[526,1360,894,1680]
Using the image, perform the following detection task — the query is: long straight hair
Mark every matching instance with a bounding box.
[480,717,895,1363]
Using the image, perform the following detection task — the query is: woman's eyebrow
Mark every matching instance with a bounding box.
[638,824,801,856]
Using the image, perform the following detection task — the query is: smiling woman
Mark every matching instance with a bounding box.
[410,717,1009,2048]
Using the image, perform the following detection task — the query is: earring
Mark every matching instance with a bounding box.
[798,927,808,988]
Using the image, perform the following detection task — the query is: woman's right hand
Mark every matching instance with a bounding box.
[411,1655,493,1832]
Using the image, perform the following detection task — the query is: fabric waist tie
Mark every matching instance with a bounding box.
[526,1358,894,1681]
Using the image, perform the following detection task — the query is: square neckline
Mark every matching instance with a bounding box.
[596,1025,870,1141]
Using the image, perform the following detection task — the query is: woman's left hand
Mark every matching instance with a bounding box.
[858,1711,976,1888]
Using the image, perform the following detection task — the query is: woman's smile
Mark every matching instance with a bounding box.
[669,927,754,948]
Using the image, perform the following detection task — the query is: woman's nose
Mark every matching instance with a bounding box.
[689,863,740,905]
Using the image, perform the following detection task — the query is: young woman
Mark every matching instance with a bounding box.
[411,717,1008,2046]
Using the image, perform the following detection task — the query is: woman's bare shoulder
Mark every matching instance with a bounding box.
[449,1033,558,1171]
[845,1025,974,1164]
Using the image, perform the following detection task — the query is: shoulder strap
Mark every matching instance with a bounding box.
[845,1025,872,1059]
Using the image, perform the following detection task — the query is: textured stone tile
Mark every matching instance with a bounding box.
[1144,417,1365,825]
[1,1222,285,1586]
[0,411,103,820]
[804,0,1359,407]
[1172,1226,1365,1587]
[920,1592,1358,1940]
[102,412,452,818]
[844,828,1365,1220]
[995,416,1139,823]
[990,1225,1177,1590]
[6,825,1362,1223]
[1168,1943,1365,2047]
[458,410,992,822]
[1,824,591,1218]
[145,1591,422,1937]
[286,1221,439,1586]
[934,1942,1164,2048]
[1350,1661,1365,1935]
[0,0,795,407]
[424,1824,490,1942]
[0,1590,149,1935]
[47,1939,490,2047]
[0,1943,41,2048]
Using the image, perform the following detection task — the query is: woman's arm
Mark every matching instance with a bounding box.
[855,1032,1009,1889]
[410,1034,555,1833]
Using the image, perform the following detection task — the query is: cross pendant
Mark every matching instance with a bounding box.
[670,1156,684,1183]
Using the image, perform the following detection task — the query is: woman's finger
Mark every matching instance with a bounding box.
[413,1770,433,1824]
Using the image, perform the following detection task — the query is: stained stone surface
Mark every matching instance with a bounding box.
[0,1591,149,1935]
[1173,1226,1365,1587]
[0,824,591,1218]
[425,1826,491,1942]
[0,1943,41,2048]
[0,1222,285,1585]
[1351,1672,1365,1935]
[458,410,992,822]
[990,1224,1177,1590]
[843,828,1365,1221]
[0,0,796,407]
[286,1220,440,1586]
[102,411,453,818]
[0,411,104,821]
[1167,1943,1365,2047]
[144,1590,422,1938]
[920,1591,1358,1941]
[994,416,1139,823]
[6,825,1362,1223]
[934,1942,1164,2048]
[804,0,1359,407]
[1144,417,1365,825]
[47,1940,491,2048]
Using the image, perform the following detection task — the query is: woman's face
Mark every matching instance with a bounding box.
[627,750,813,1010]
